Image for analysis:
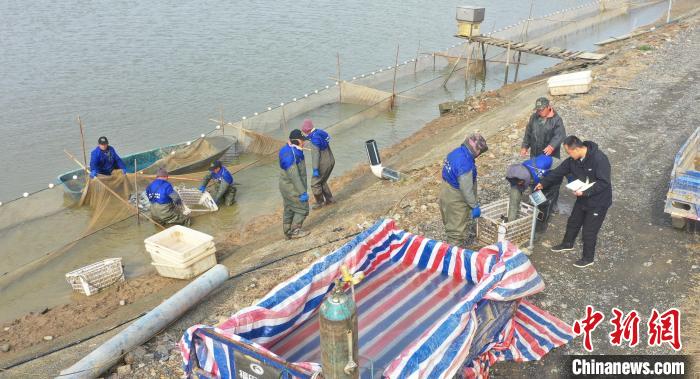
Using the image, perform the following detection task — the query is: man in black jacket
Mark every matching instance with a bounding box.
[535,136,612,268]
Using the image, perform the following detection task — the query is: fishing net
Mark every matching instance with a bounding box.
[79,171,147,234]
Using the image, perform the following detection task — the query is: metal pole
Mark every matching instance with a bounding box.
[528,205,538,251]
[134,159,140,225]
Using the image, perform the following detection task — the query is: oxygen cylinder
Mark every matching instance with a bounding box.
[319,282,359,379]
[365,140,381,166]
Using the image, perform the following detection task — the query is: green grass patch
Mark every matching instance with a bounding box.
[637,44,654,51]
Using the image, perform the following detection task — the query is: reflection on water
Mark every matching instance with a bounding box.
[0,2,666,322]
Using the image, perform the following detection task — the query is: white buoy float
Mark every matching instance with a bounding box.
[48,183,55,189]
[22,192,29,198]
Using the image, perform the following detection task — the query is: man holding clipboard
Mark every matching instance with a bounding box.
[534,136,612,268]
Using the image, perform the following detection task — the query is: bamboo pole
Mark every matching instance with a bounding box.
[414,41,420,74]
[464,43,473,93]
[666,0,673,23]
[65,150,165,230]
[219,108,225,135]
[337,52,342,103]
[390,44,399,110]
[281,105,288,132]
[481,42,487,73]
[77,115,88,170]
[513,51,523,82]
[504,42,511,85]
[134,159,140,225]
[442,49,464,88]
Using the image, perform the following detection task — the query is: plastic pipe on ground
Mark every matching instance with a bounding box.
[58,264,230,379]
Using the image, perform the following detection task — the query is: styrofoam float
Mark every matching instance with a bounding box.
[547,70,592,96]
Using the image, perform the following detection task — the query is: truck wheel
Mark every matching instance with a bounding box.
[671,216,687,230]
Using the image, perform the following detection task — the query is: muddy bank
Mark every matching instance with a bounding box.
[3,6,699,378]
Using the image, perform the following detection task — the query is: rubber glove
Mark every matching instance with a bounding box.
[299,192,309,202]
[312,168,320,178]
[122,169,128,175]
[471,205,481,219]
[90,170,96,179]
[199,185,206,193]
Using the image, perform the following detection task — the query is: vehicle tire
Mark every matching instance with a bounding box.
[671,216,687,230]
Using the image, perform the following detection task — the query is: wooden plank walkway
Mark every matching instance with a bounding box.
[455,35,606,61]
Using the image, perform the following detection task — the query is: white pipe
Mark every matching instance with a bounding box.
[370,164,384,178]
[58,264,230,379]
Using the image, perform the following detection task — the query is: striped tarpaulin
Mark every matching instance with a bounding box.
[180,219,573,378]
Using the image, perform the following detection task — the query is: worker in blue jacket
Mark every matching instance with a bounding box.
[89,136,127,178]
[439,133,488,247]
[301,119,336,209]
[199,160,236,206]
[279,129,310,239]
[146,168,191,226]
[505,154,553,231]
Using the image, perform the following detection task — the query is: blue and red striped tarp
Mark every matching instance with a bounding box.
[180,219,573,378]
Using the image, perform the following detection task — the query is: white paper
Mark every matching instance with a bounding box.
[566,179,595,192]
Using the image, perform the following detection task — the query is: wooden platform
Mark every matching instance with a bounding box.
[455,35,607,61]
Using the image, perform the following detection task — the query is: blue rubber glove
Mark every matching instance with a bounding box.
[90,170,96,179]
[122,169,128,175]
[299,192,309,202]
[312,168,320,178]
[471,205,481,219]
[199,185,206,193]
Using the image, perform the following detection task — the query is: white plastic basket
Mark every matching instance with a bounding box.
[151,253,217,279]
[65,258,125,296]
[175,188,219,214]
[476,199,535,246]
[144,225,215,262]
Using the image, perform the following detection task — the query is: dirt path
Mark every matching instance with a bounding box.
[3,8,699,379]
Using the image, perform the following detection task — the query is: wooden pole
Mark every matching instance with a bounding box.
[281,105,288,132]
[219,108,225,135]
[481,42,487,73]
[134,159,140,225]
[336,52,342,103]
[77,115,88,170]
[390,44,400,110]
[513,51,523,82]
[414,41,420,74]
[504,42,511,85]
[65,150,165,229]
[432,53,436,71]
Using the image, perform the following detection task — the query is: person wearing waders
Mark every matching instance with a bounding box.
[535,136,612,268]
[439,133,488,247]
[301,119,336,209]
[89,136,127,178]
[520,97,566,211]
[279,129,311,239]
[505,154,553,232]
[199,160,236,206]
[145,168,191,226]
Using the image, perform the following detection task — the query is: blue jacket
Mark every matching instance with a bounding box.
[523,155,553,186]
[146,179,176,205]
[442,145,476,189]
[279,144,305,171]
[89,146,126,177]
[307,129,331,151]
[210,166,233,185]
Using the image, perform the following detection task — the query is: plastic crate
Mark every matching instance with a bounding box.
[144,225,215,263]
[149,244,216,267]
[151,252,217,279]
[175,188,219,213]
[476,199,535,246]
[65,258,125,296]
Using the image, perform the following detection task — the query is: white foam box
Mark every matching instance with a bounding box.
[144,225,214,263]
[547,70,593,96]
[456,6,485,22]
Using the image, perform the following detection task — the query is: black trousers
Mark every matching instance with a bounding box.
[562,202,609,261]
